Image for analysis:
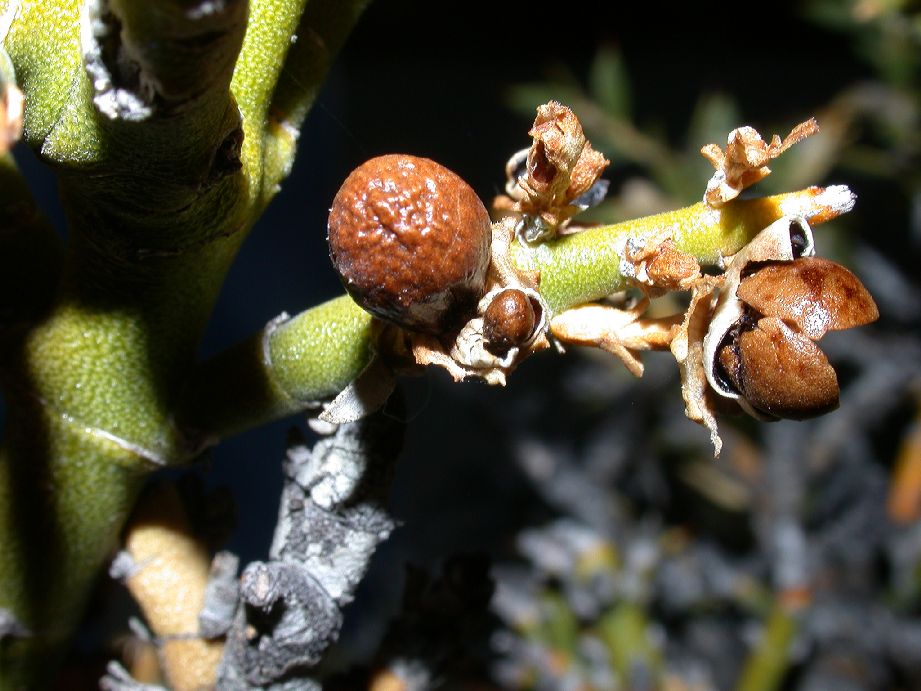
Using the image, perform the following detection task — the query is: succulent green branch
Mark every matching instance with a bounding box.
[177,186,851,441]
[514,187,853,313]
[232,0,369,208]
[0,2,860,684]
[0,0,368,685]
[178,295,373,437]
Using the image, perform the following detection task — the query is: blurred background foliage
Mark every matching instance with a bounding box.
[13,0,921,687]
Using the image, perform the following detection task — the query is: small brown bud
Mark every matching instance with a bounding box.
[328,154,492,334]
[483,289,537,355]
[644,239,701,290]
[737,257,879,339]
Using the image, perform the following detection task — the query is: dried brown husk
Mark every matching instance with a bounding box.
[500,101,609,234]
[701,118,819,207]
[670,216,817,453]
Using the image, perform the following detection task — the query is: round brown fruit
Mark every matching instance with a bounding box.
[328,154,492,335]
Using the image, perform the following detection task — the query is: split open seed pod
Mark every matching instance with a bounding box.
[702,216,878,420]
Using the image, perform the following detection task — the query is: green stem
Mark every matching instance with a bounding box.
[513,188,844,313]
[0,404,148,689]
[178,295,374,437]
[0,0,369,685]
[179,187,850,438]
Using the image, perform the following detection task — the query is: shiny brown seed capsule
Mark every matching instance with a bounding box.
[718,316,839,419]
[737,257,878,340]
[483,288,537,355]
[328,154,492,334]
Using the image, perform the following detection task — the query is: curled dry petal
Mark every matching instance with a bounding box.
[701,118,819,207]
[737,257,879,340]
[510,101,609,232]
[622,234,701,293]
[526,101,586,200]
[671,278,723,454]
[551,301,683,378]
[719,316,839,420]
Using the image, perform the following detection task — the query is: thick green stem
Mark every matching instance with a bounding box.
[178,295,373,437]
[178,187,851,439]
[0,404,148,688]
[513,187,849,313]
[0,0,369,684]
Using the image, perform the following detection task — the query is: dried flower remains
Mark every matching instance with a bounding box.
[701,118,819,207]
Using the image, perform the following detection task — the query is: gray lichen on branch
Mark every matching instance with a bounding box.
[217,409,404,687]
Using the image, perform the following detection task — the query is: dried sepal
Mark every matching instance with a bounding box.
[701,118,819,207]
[500,101,609,239]
[620,232,701,294]
[670,276,723,454]
[550,299,681,377]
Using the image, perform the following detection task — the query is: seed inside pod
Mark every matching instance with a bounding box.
[328,154,492,335]
[483,288,537,356]
[712,255,878,420]
[717,316,839,419]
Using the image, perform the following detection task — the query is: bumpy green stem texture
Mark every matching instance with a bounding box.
[178,295,373,436]
[0,0,368,685]
[514,190,835,313]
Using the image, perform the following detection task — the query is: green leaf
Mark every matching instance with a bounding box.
[589,45,632,119]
